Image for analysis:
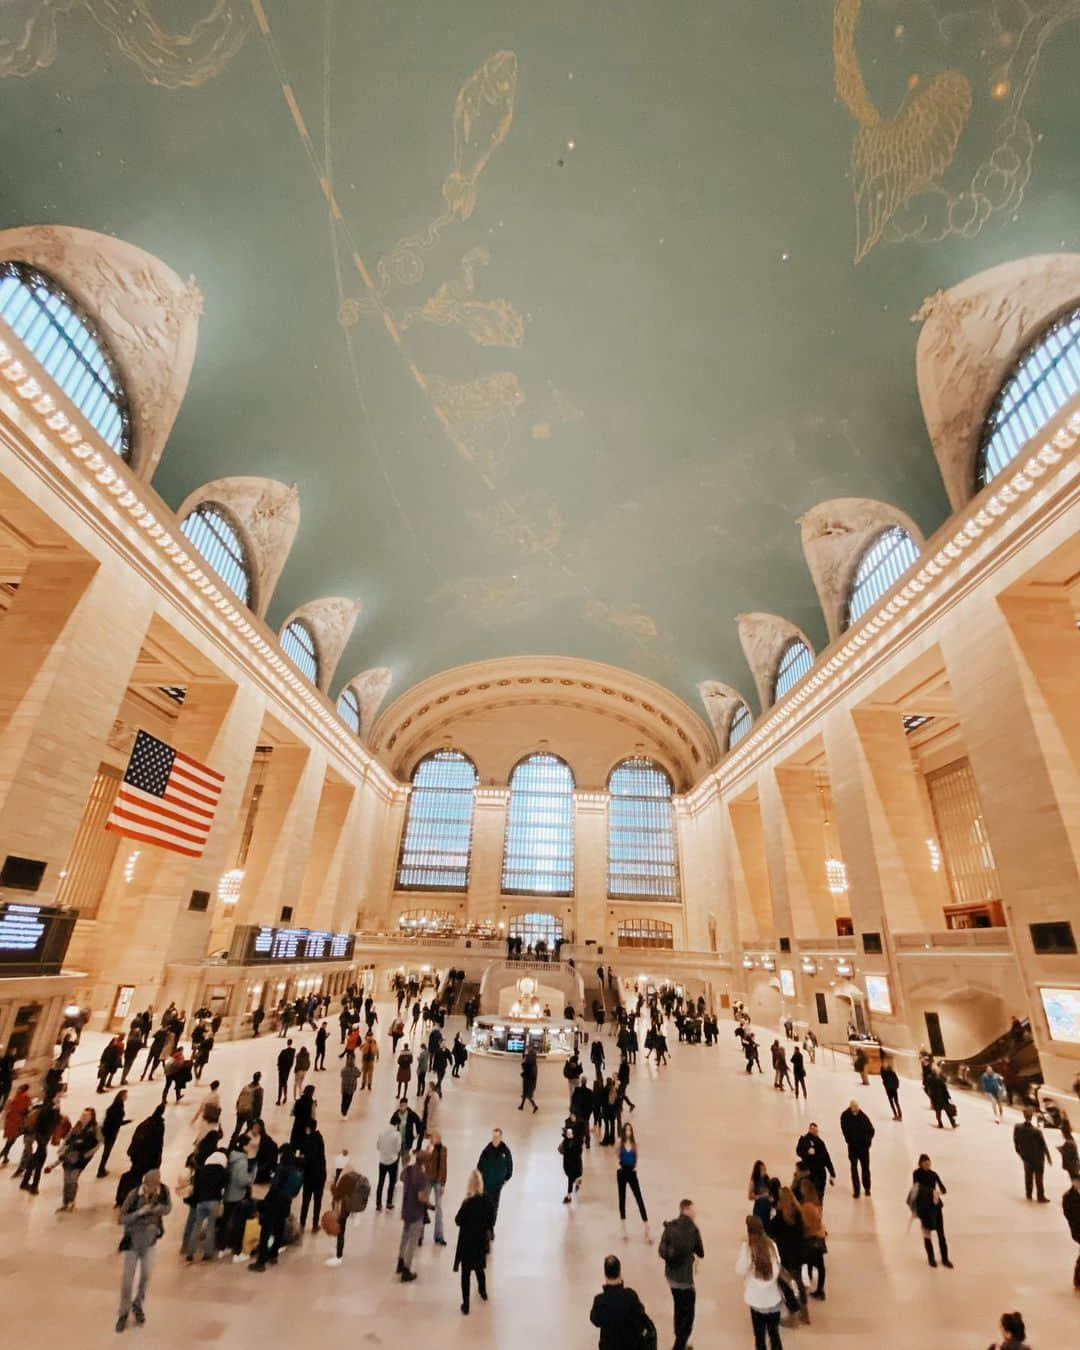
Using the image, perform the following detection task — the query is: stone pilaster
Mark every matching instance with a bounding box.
[573,791,608,946]
[467,788,509,925]
[762,767,836,939]
[295,775,356,930]
[726,797,773,942]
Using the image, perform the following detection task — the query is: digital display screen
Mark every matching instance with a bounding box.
[0,902,76,976]
[865,974,893,1015]
[230,924,355,967]
[1040,987,1080,1044]
[506,1030,526,1053]
[0,903,46,955]
[779,968,795,998]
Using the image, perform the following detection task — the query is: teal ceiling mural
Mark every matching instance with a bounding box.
[1,1,1078,718]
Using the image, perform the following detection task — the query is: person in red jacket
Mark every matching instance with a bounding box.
[1,1083,31,1163]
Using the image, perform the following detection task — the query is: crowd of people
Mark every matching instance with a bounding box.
[2,975,1078,1346]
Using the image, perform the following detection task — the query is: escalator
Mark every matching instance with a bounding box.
[936,1017,1042,1102]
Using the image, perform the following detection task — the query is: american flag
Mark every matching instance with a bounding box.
[106,730,225,858]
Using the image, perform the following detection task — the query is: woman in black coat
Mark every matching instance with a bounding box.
[910,1154,951,1268]
[96,1089,129,1177]
[454,1170,495,1315]
[116,1103,165,1206]
[559,1116,584,1202]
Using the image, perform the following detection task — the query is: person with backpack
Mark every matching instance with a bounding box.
[659,1197,704,1350]
[735,1214,785,1348]
[590,1253,654,1348]
[325,1161,370,1266]
[234,1072,263,1132]
[116,1168,171,1333]
[249,1144,304,1272]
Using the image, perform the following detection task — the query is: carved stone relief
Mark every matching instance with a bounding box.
[736,612,814,712]
[177,476,300,620]
[914,253,1080,510]
[697,680,746,749]
[344,666,393,741]
[0,225,200,481]
[798,497,924,643]
[283,596,362,695]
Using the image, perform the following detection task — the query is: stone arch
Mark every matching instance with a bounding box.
[177,476,299,621]
[914,253,1080,510]
[281,597,362,695]
[697,680,752,749]
[798,498,925,642]
[736,613,814,712]
[337,667,393,741]
[0,225,200,482]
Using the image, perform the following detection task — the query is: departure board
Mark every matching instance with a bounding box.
[0,902,77,976]
[229,923,355,966]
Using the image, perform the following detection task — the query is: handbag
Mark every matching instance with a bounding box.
[320,1210,340,1238]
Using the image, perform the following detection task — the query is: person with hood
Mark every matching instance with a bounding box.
[235,1072,263,1131]
[97,1089,130,1178]
[116,1168,171,1333]
[589,1253,650,1349]
[1013,1109,1052,1202]
[454,1169,495,1315]
[298,1118,327,1233]
[477,1127,514,1231]
[181,1140,229,1261]
[659,1197,704,1350]
[908,1152,952,1269]
[117,1104,166,1208]
[51,1105,102,1211]
[519,1047,540,1113]
[839,1100,875,1197]
[1,1082,30,1164]
[292,1043,311,1099]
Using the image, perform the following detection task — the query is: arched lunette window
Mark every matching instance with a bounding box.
[179,501,253,606]
[0,261,131,460]
[502,753,575,896]
[509,912,563,950]
[727,703,752,750]
[336,686,361,735]
[978,306,1080,489]
[773,638,814,702]
[845,525,920,627]
[397,750,478,890]
[280,618,319,684]
[617,917,674,949]
[608,757,679,900]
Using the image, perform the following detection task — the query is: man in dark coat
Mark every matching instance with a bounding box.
[1014,1109,1052,1201]
[1063,1174,1080,1288]
[276,1040,295,1106]
[839,1100,875,1197]
[116,1103,165,1207]
[795,1122,836,1199]
[477,1128,513,1229]
[590,1254,649,1348]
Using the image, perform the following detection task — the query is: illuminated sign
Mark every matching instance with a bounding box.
[1040,987,1080,1044]
[0,902,76,975]
[230,924,355,967]
[865,974,893,1015]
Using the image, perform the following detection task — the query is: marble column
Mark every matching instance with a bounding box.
[761,767,837,939]
[295,774,356,930]
[726,796,774,942]
[573,792,607,947]
[467,788,509,926]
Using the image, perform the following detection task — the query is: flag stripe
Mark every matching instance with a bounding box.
[110,801,209,846]
[114,791,212,839]
[105,820,203,858]
[174,748,225,784]
[119,781,213,826]
[166,768,220,808]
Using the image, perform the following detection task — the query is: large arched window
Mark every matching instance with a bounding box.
[845,525,920,627]
[773,639,814,701]
[0,261,131,459]
[608,757,679,900]
[728,702,752,750]
[280,618,319,684]
[397,750,478,890]
[336,686,361,735]
[978,306,1080,489]
[617,917,674,949]
[502,753,575,895]
[179,501,253,606]
[509,912,564,950]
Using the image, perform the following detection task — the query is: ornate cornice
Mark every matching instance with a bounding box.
[0,320,403,807]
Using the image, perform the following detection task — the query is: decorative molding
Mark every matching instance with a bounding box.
[697,680,748,747]
[341,666,393,741]
[0,225,200,482]
[736,612,814,712]
[177,475,299,620]
[0,326,403,808]
[914,253,1080,511]
[798,497,924,642]
[282,596,362,694]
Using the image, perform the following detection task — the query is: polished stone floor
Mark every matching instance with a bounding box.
[2,1006,1076,1348]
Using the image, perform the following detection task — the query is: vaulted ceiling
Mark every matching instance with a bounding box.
[3,1,1078,721]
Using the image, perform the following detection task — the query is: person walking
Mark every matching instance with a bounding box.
[979,1065,1005,1122]
[298,1118,327,1233]
[275,1039,295,1106]
[340,1052,359,1118]
[799,1180,828,1300]
[249,1144,304,1273]
[794,1123,836,1202]
[616,1122,649,1234]
[852,1046,869,1085]
[359,1031,379,1090]
[50,1106,102,1211]
[839,1100,875,1197]
[1063,1172,1080,1289]
[139,1027,168,1082]
[880,1059,903,1121]
[454,1169,494,1314]
[908,1153,952,1268]
[97,1036,123,1094]
[116,1103,165,1208]
[736,1214,785,1349]
[659,1197,704,1350]
[477,1128,513,1232]
[420,1128,448,1245]
[560,1112,585,1204]
[115,1169,171,1333]
[292,1044,311,1100]
[314,1022,328,1072]
[790,1045,807,1100]
[395,1149,429,1282]
[19,1096,63,1195]
[926,1070,958,1129]
[180,1141,228,1262]
[324,1160,370,1267]
[589,1253,651,1348]
[1013,1109,1052,1202]
[120,1028,143,1086]
[376,1119,402,1211]
[519,1046,539,1113]
[235,1072,263,1132]
[768,1185,808,1319]
[396,1044,414,1102]
[1,1082,31,1164]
